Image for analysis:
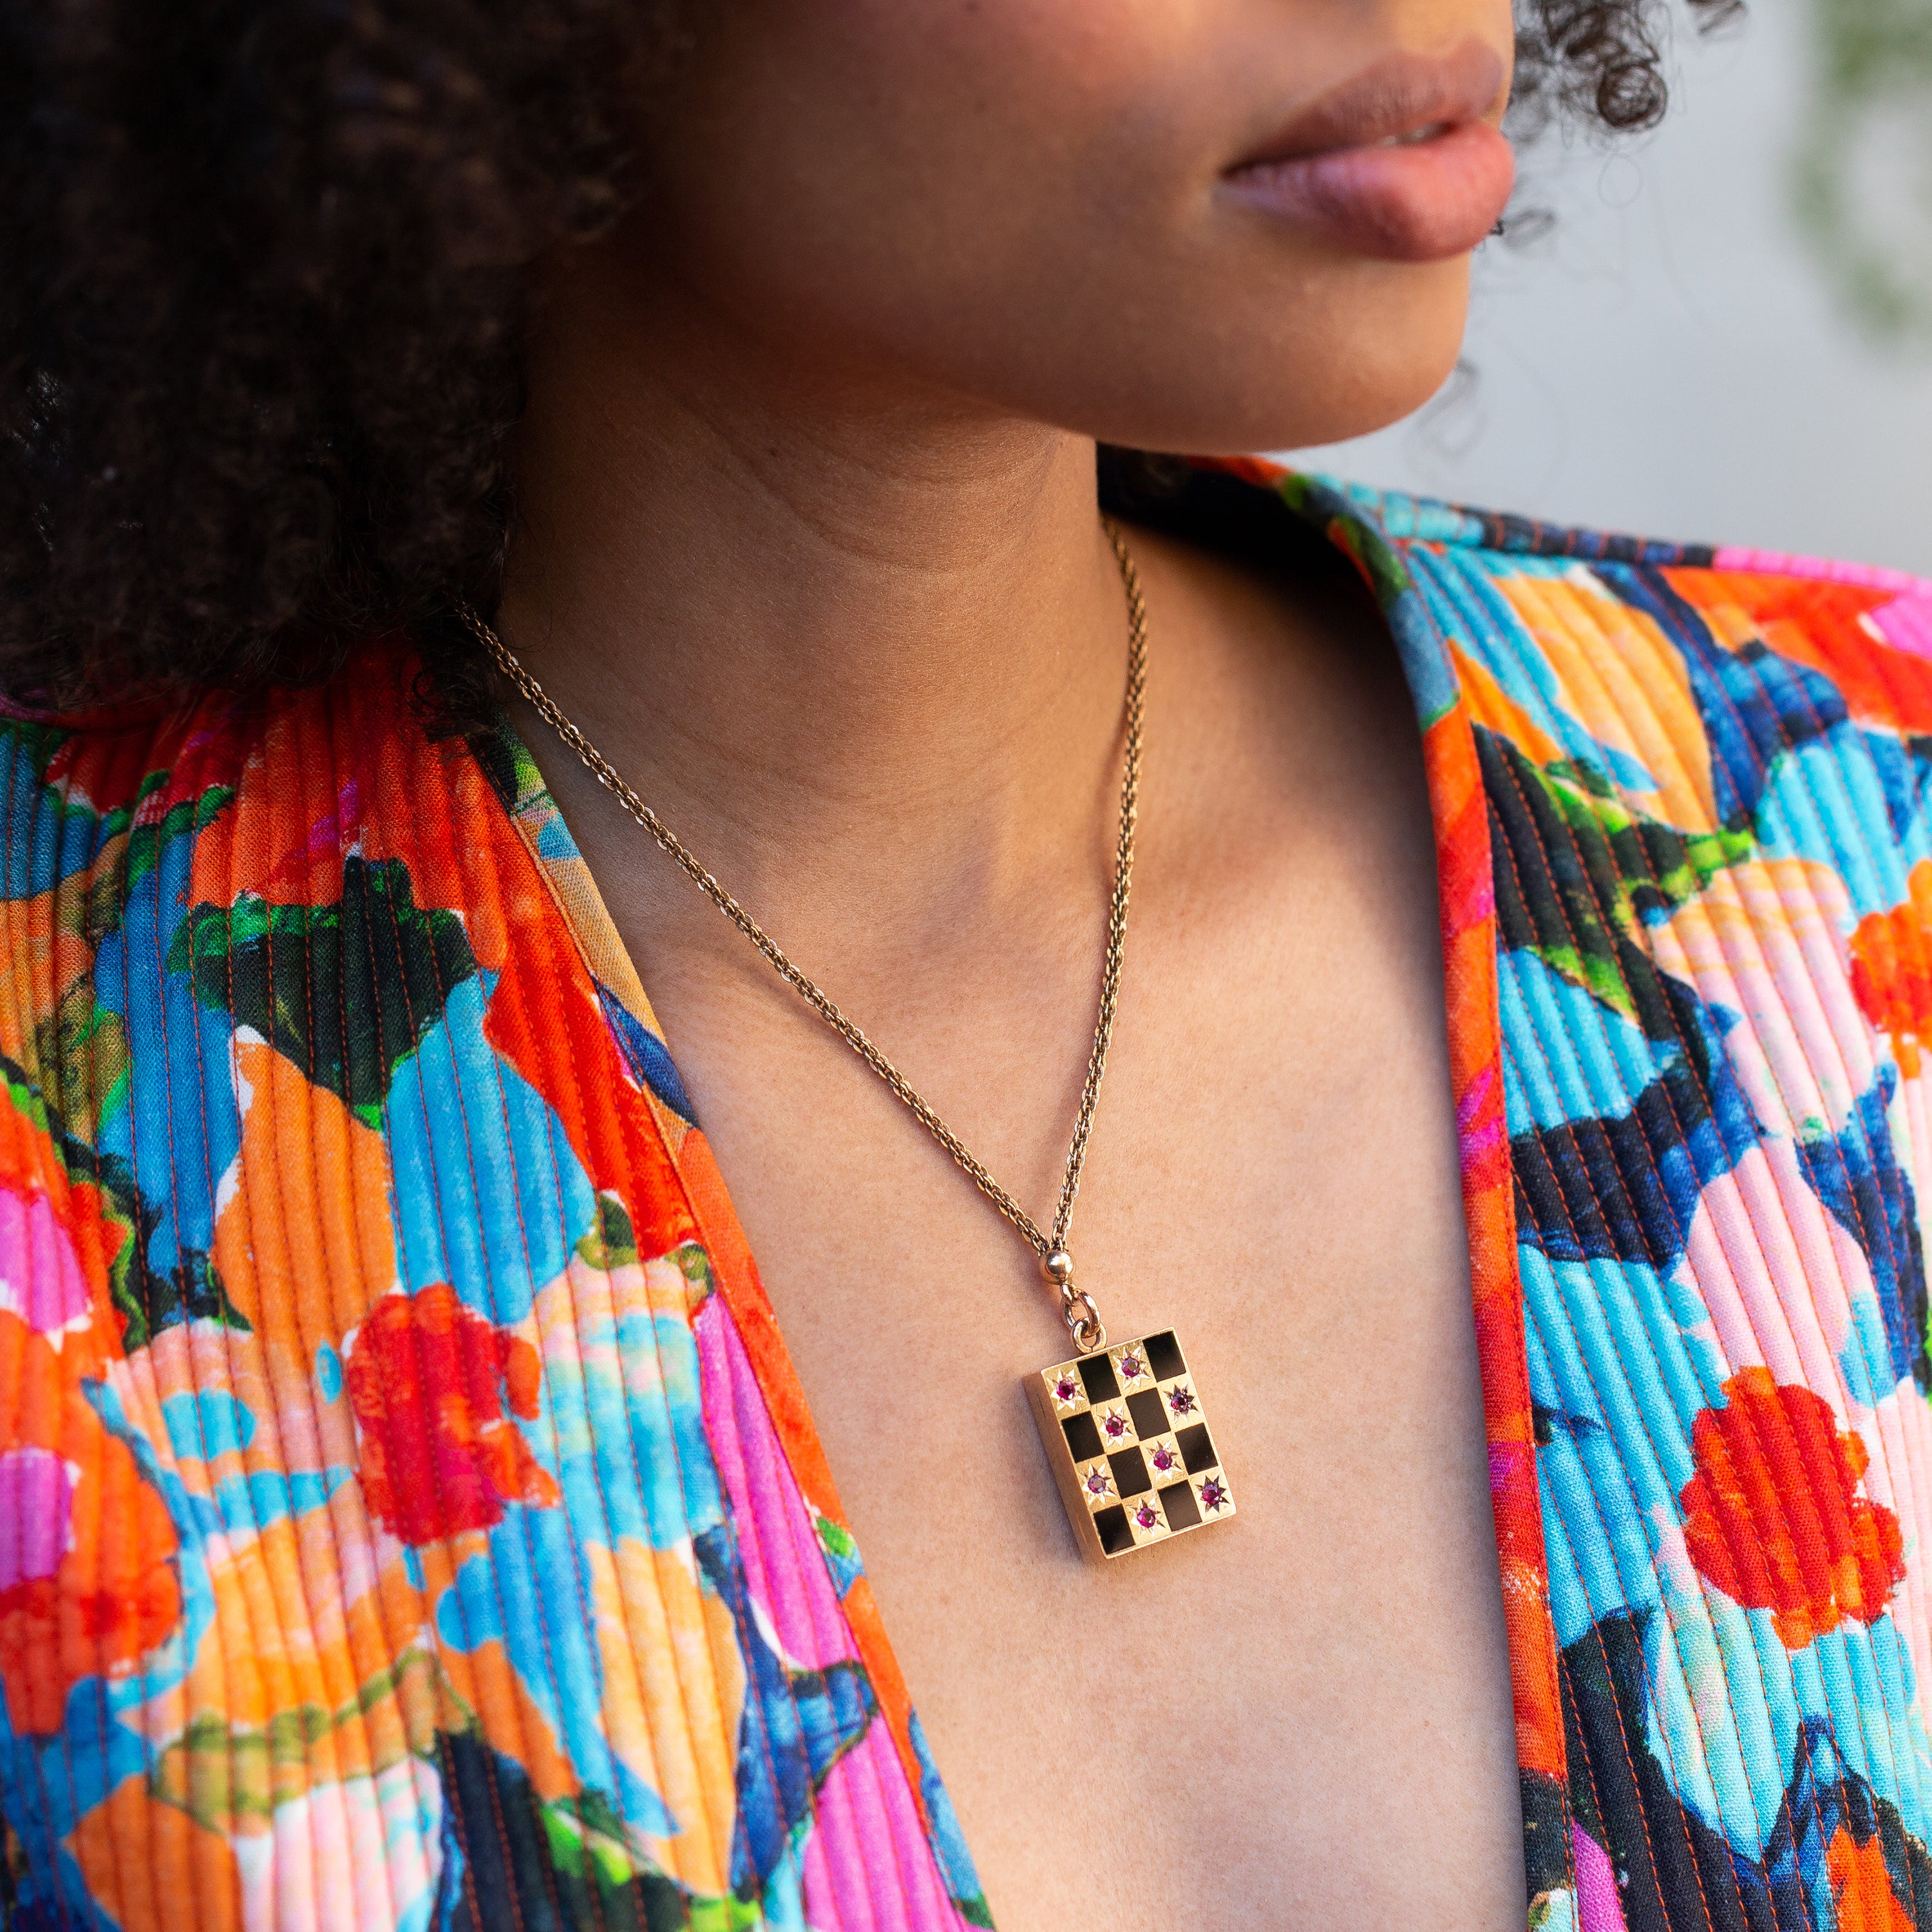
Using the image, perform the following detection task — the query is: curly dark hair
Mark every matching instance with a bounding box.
[1,0,1736,711]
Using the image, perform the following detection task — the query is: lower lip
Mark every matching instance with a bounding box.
[1222,122,1516,262]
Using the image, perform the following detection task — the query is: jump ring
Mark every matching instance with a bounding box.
[1064,1291,1105,1355]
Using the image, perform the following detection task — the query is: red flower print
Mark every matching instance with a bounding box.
[346,1283,560,1545]
[1678,1367,1905,1651]
[1848,862,1932,1079]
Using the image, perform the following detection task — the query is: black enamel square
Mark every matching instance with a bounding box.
[1062,1412,1103,1462]
[1095,1506,1133,1555]
[1159,1480,1200,1530]
[1126,1389,1168,1439]
[1108,1446,1151,1499]
[1144,1331,1186,1381]
[1178,1423,1217,1474]
[1078,1354,1121,1403]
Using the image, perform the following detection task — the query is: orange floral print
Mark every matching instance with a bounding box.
[1826,1824,1917,1932]
[345,1283,560,1545]
[1680,1367,1906,1650]
[1849,859,1932,1079]
[0,1121,180,1734]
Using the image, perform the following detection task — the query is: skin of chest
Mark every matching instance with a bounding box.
[526,531,1528,1928]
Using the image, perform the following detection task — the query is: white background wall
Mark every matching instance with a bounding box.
[1289,0,1932,574]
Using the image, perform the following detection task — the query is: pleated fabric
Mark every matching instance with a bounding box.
[0,656,985,1932]
[5,462,1932,1931]
[1274,460,1932,1931]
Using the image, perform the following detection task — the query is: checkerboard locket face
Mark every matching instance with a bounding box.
[1026,1330,1235,1561]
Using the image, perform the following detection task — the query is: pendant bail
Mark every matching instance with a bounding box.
[1043,1247,1105,1353]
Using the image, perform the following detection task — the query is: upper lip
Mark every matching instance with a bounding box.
[1229,41,1508,169]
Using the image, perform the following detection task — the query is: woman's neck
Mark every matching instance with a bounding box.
[499,262,1140,973]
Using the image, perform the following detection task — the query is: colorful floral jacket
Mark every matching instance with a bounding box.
[5,464,1932,1932]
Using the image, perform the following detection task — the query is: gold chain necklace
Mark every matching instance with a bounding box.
[457,518,1236,1561]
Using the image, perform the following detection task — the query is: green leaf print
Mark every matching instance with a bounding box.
[577,1191,643,1271]
[1481,726,1752,1040]
[167,854,477,1130]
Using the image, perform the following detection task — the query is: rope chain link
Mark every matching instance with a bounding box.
[457,520,1145,1351]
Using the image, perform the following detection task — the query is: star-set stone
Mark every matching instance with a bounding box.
[1027,1329,1235,1561]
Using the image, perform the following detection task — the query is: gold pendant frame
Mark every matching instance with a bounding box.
[1027,1329,1234,1561]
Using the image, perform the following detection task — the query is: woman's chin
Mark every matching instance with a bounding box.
[1159,236,1476,449]
[1090,283,1475,459]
